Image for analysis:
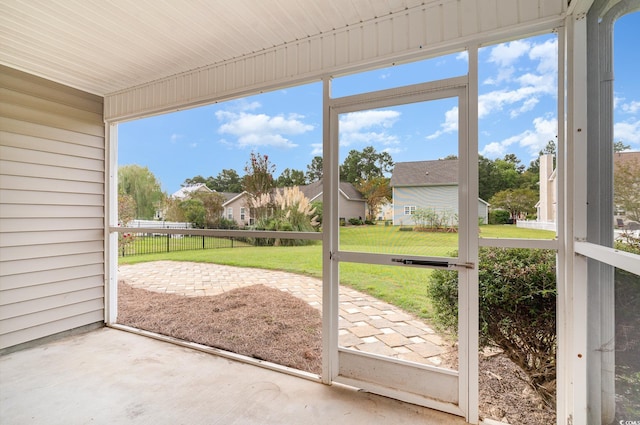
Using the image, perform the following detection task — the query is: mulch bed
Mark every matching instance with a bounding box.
[117,281,322,374]
[117,281,555,424]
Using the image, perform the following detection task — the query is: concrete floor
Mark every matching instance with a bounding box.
[0,327,467,425]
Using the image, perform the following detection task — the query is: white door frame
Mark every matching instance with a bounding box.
[322,75,478,420]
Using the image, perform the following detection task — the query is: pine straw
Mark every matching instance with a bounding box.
[117,281,322,374]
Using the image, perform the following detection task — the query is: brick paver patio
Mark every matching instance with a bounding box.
[118,261,455,368]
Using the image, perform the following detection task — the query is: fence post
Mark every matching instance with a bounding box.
[167,233,170,253]
[202,235,205,250]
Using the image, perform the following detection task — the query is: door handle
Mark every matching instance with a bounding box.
[391,258,474,269]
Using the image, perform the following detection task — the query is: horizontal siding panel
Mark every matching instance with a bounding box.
[0,311,104,350]
[0,175,103,195]
[0,240,104,262]
[0,87,103,126]
[0,300,104,337]
[0,276,103,305]
[0,189,103,206]
[0,145,104,171]
[0,217,104,233]
[0,229,103,248]
[0,65,103,114]
[0,287,104,321]
[0,204,103,219]
[1,252,104,277]
[0,131,104,160]
[0,160,104,183]
[0,100,103,138]
[0,116,105,149]
[0,264,104,291]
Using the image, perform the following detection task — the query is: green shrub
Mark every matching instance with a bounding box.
[489,209,511,224]
[348,217,363,225]
[398,226,414,232]
[428,247,557,405]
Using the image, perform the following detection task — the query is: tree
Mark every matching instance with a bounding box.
[306,156,323,183]
[211,169,243,192]
[614,141,631,152]
[243,152,276,196]
[478,155,522,201]
[276,168,306,187]
[489,188,538,219]
[118,193,137,225]
[340,146,394,184]
[243,152,276,219]
[356,177,391,221]
[118,165,164,219]
[614,157,640,222]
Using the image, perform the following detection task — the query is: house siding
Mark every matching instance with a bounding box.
[338,195,366,221]
[0,66,105,350]
[393,186,458,226]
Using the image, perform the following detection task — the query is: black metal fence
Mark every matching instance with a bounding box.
[118,233,244,257]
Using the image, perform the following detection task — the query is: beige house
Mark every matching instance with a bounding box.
[298,181,366,222]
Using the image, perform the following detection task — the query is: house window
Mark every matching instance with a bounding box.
[404,206,416,215]
[226,207,233,220]
[240,207,246,221]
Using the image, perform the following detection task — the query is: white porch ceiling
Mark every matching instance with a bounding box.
[0,0,429,96]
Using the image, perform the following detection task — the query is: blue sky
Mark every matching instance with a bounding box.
[119,12,640,194]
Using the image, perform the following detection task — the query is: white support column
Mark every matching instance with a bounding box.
[105,123,119,325]
[466,43,480,425]
[566,13,589,425]
[321,77,339,384]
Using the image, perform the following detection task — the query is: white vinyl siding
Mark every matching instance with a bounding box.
[0,65,105,350]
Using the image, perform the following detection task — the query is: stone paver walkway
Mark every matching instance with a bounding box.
[118,261,455,367]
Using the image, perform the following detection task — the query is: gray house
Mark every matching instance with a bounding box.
[390,159,489,226]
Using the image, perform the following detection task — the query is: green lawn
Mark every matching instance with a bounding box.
[119,225,555,320]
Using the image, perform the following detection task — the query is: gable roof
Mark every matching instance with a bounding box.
[298,181,364,202]
[171,183,213,199]
[390,159,458,187]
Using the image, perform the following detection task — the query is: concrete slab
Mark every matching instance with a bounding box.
[0,328,467,425]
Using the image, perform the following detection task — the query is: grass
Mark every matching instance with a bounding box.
[119,224,555,320]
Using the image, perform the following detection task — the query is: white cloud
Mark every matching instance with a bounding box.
[614,119,640,145]
[310,143,322,155]
[215,109,313,149]
[529,38,558,74]
[480,116,557,159]
[488,40,531,68]
[379,72,391,79]
[170,133,183,143]
[621,100,640,115]
[426,106,458,139]
[338,110,401,147]
[456,51,468,62]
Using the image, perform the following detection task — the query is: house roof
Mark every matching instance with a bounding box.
[170,183,212,199]
[390,160,458,187]
[614,151,640,168]
[298,181,365,202]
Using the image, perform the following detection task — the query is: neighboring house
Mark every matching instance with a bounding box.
[298,180,367,221]
[536,154,557,224]
[390,159,489,226]
[170,183,213,200]
[536,151,640,229]
[221,191,252,226]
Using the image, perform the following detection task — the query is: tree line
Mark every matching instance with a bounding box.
[119,140,638,226]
